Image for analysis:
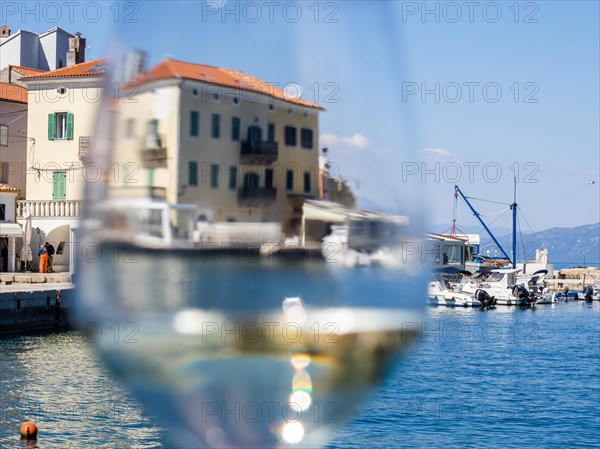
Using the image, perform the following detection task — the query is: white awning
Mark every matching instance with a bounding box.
[302,201,348,224]
[0,223,23,237]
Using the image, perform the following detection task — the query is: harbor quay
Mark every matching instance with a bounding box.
[0,274,74,336]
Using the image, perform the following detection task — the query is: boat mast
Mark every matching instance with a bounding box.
[511,176,517,268]
[454,185,513,266]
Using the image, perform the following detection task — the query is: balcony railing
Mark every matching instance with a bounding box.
[238,187,277,206]
[150,186,167,200]
[141,133,167,169]
[240,140,278,165]
[17,200,82,218]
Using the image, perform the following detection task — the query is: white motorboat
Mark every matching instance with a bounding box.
[517,269,556,304]
[427,268,480,307]
[462,268,536,306]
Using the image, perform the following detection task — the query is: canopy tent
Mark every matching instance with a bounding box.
[0,223,23,237]
[0,223,23,272]
[20,204,33,270]
[300,200,408,246]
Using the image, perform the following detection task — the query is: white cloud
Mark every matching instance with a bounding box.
[420,148,453,159]
[320,133,370,150]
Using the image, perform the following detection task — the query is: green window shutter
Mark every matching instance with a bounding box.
[189,161,198,186]
[304,172,311,193]
[66,113,74,140]
[190,111,199,137]
[212,114,220,138]
[229,166,237,189]
[210,164,219,188]
[148,119,158,134]
[52,171,66,199]
[232,117,240,141]
[48,113,56,140]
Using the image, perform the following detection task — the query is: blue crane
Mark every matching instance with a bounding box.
[454,184,517,268]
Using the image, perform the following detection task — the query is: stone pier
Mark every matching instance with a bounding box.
[0,280,75,336]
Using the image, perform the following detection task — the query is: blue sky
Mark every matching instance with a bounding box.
[5,1,599,231]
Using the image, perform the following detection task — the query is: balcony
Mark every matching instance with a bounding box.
[150,186,167,200]
[240,140,278,165]
[141,133,167,169]
[17,200,82,218]
[238,187,277,207]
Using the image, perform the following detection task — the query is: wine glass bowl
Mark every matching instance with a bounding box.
[77,3,427,447]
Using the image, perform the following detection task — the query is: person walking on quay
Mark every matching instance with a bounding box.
[38,245,48,274]
[45,242,55,273]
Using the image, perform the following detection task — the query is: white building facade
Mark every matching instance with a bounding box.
[112,59,323,234]
[0,25,83,71]
[18,59,103,272]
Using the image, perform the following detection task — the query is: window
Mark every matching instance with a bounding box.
[211,114,220,138]
[286,170,294,191]
[247,125,262,142]
[231,117,240,141]
[0,203,5,221]
[210,163,219,188]
[48,112,73,140]
[228,165,237,189]
[265,169,273,188]
[304,172,311,193]
[267,123,275,143]
[52,171,66,199]
[284,126,296,146]
[243,173,259,189]
[0,124,7,146]
[0,162,7,183]
[189,161,198,186]
[301,128,314,149]
[148,119,158,135]
[124,118,135,138]
[190,111,199,137]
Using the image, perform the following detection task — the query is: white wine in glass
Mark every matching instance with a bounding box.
[78,2,427,447]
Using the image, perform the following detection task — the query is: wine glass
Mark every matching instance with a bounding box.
[77,2,427,447]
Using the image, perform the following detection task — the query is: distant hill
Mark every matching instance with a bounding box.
[479,223,600,266]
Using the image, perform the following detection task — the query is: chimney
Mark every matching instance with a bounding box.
[123,50,147,82]
[67,32,86,66]
[0,25,11,43]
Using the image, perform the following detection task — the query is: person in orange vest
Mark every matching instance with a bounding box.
[38,245,48,273]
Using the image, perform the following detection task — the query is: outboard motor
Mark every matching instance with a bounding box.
[475,289,496,309]
[512,284,533,306]
[563,286,570,300]
[584,285,594,303]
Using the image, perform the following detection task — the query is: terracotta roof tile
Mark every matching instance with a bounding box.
[0,82,27,104]
[136,59,323,110]
[9,65,47,76]
[20,58,106,80]
[0,183,21,193]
